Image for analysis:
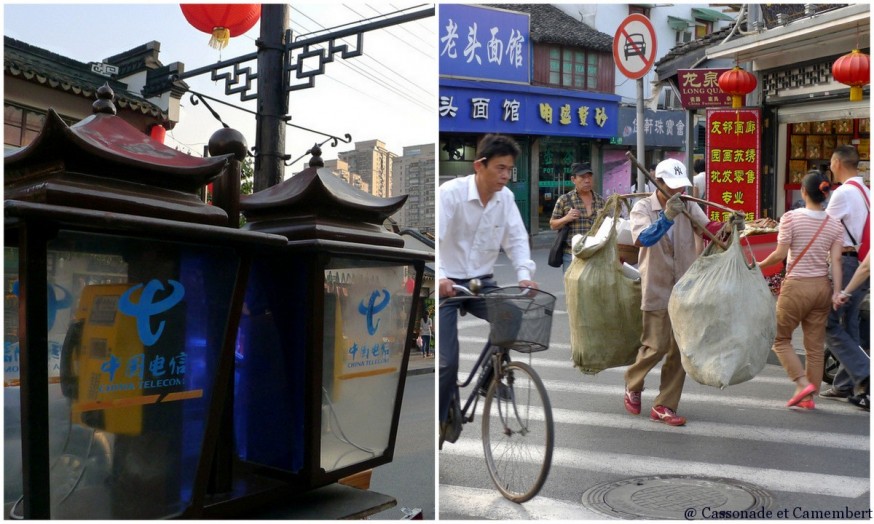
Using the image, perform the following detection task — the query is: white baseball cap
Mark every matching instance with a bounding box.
[654,158,692,189]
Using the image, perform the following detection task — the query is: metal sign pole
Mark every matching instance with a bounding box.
[636,77,645,192]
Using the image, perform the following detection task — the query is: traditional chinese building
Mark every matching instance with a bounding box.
[4,37,185,151]
[656,3,870,219]
[708,3,870,218]
[438,3,620,233]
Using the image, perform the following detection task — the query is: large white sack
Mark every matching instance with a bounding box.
[669,228,776,388]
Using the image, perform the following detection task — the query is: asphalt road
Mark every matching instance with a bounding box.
[369,372,436,519]
[438,248,871,520]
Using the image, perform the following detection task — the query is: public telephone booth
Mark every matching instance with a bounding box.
[4,86,429,519]
[199,145,430,517]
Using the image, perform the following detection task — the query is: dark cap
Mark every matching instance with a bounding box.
[571,162,593,176]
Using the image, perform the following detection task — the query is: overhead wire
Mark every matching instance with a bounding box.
[289,5,433,111]
[360,3,437,58]
[289,7,431,109]
[346,3,436,95]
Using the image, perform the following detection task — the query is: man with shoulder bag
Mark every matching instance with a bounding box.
[549,162,606,272]
[822,145,870,409]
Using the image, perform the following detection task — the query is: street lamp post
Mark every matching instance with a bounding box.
[254,4,289,191]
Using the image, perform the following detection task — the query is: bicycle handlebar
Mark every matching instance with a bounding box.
[442,284,547,306]
[451,284,475,296]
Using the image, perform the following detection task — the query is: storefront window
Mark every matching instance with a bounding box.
[537,138,588,231]
[784,118,870,212]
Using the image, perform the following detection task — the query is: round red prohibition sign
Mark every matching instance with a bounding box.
[613,14,658,80]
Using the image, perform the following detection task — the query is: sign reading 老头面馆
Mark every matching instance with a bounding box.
[705,109,761,221]
[439,4,530,84]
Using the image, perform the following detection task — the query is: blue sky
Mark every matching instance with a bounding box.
[3,3,437,174]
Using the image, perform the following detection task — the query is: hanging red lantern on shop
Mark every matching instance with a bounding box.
[832,49,870,102]
[180,4,261,50]
[718,66,757,109]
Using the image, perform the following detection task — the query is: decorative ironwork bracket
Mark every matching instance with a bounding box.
[188,89,353,161]
[174,5,434,102]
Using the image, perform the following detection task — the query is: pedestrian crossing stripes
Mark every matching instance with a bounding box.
[438,484,604,520]
[459,402,868,451]
[455,351,869,416]
[442,437,871,498]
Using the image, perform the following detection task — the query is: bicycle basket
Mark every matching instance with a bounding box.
[482,286,556,353]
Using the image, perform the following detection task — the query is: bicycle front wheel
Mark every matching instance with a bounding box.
[481,360,553,503]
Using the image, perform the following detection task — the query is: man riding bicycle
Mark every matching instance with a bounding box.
[438,134,538,440]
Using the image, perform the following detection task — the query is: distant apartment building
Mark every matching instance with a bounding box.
[338,139,397,198]
[392,143,435,235]
[324,158,370,193]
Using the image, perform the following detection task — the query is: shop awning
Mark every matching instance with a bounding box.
[692,7,735,23]
[667,16,694,31]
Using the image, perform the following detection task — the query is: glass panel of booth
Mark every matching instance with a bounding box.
[4,230,240,518]
[321,259,414,473]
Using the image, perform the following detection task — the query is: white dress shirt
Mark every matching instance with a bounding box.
[438,174,535,282]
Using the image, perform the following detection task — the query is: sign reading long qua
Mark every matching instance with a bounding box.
[705,109,761,221]
[678,68,732,109]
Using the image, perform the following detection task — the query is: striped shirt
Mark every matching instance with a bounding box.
[778,209,844,279]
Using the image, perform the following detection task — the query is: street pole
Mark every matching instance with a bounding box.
[636,77,645,192]
[255,4,289,191]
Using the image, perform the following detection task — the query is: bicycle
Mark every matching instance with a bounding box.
[439,282,556,503]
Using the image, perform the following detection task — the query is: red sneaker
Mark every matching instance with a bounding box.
[650,405,686,426]
[624,388,641,415]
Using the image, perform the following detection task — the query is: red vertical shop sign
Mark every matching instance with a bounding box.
[705,109,761,221]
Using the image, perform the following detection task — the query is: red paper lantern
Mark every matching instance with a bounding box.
[718,66,757,109]
[180,4,261,50]
[150,124,166,144]
[832,49,870,102]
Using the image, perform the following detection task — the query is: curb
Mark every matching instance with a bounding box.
[407,367,435,376]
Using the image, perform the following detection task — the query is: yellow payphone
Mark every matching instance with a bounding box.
[61,284,144,435]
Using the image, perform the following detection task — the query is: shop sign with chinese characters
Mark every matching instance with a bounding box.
[617,107,686,148]
[705,109,761,221]
[439,4,530,84]
[678,68,732,109]
[440,79,619,138]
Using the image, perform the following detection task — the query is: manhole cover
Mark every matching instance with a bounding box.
[582,475,773,520]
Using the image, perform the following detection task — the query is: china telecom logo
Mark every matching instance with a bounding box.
[118,279,185,346]
[358,289,391,336]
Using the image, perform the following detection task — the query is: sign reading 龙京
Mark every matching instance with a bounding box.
[677,68,732,109]
[705,109,761,221]
[439,4,530,84]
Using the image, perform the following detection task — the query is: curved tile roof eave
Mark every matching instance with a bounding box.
[5,60,167,119]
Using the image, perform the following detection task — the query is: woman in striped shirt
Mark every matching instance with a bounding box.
[759,171,844,410]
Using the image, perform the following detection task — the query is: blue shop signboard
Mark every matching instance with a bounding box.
[617,107,687,148]
[440,79,619,139]
[439,4,530,84]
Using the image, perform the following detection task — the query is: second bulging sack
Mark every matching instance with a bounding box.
[669,228,776,388]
